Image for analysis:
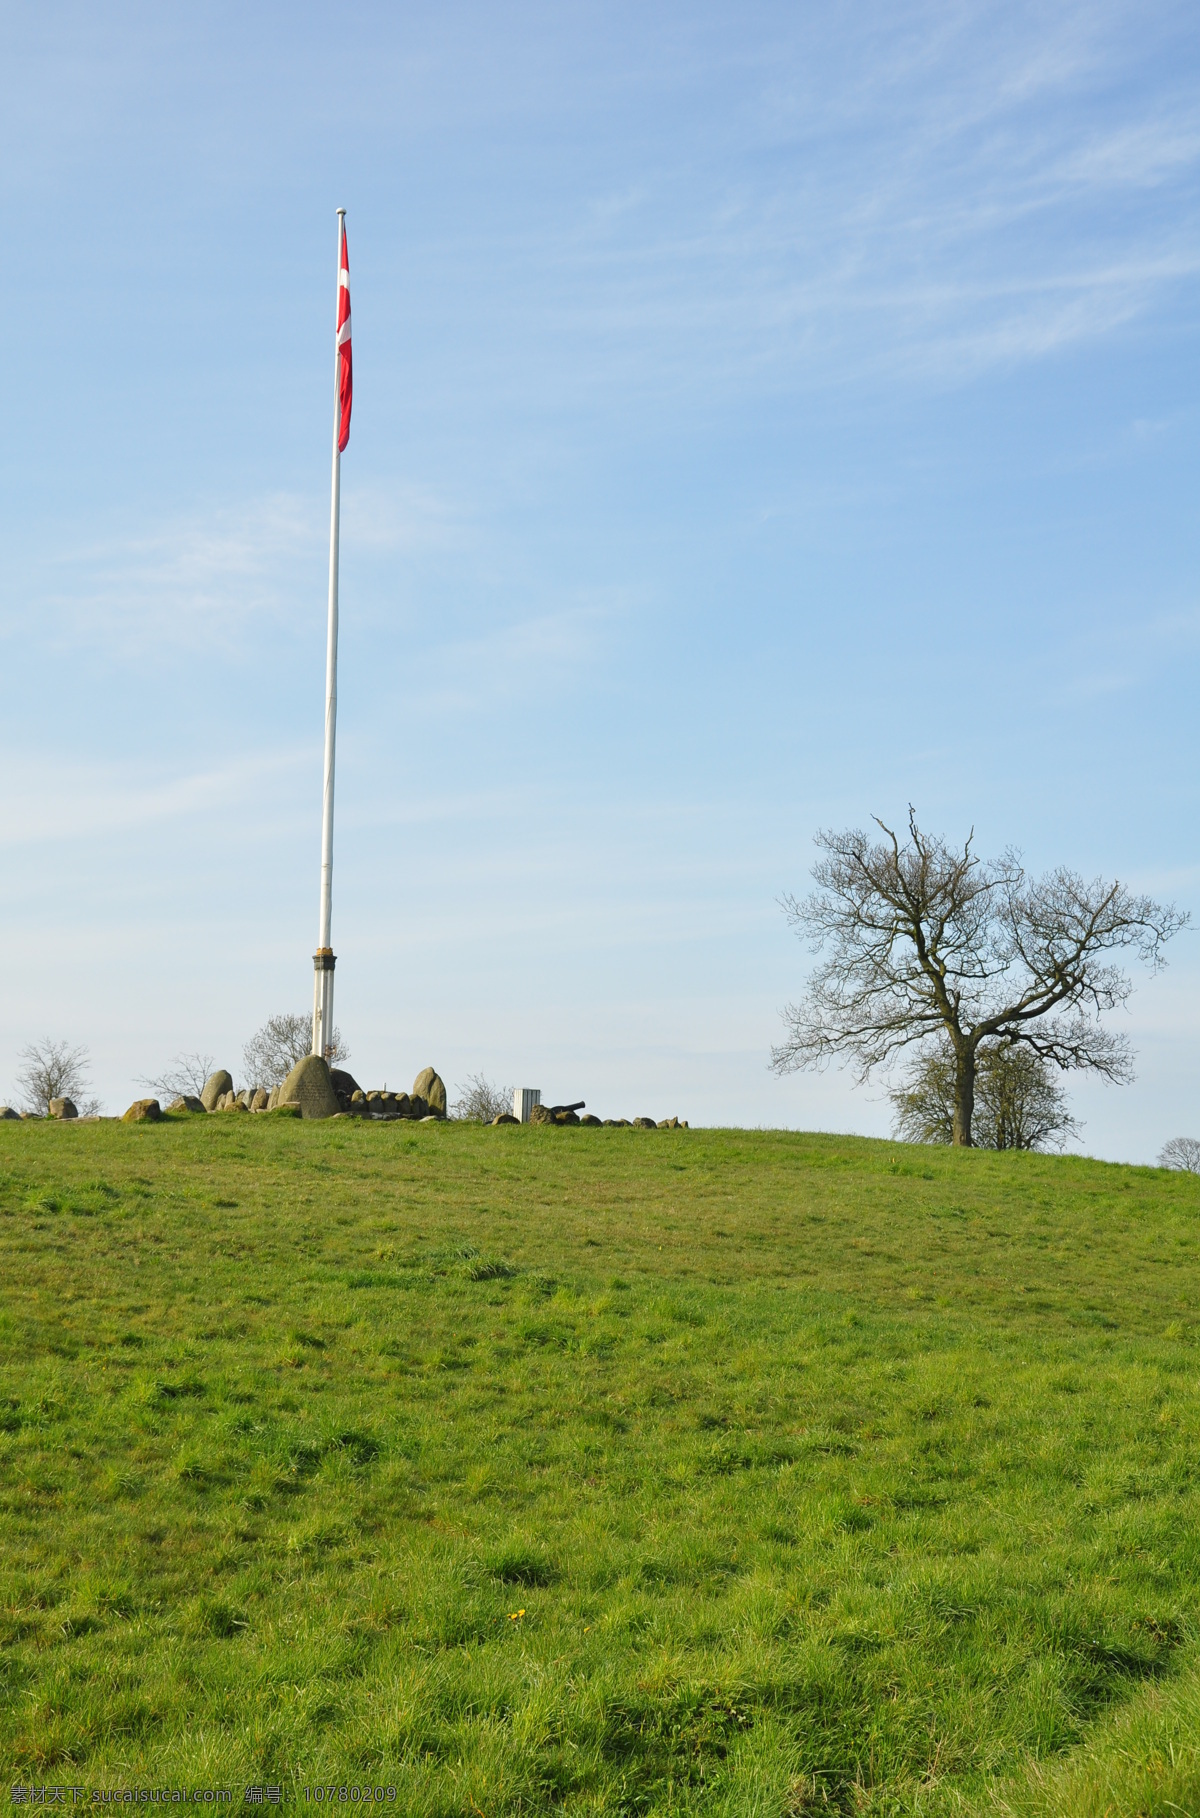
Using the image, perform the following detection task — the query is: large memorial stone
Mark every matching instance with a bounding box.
[201,1070,233,1112]
[412,1067,447,1117]
[278,1054,340,1120]
[49,1098,78,1119]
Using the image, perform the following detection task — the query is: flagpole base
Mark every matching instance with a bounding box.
[312,949,336,1060]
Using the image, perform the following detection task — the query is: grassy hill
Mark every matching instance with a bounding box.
[1,1118,1198,1814]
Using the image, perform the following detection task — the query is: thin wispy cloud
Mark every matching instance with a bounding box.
[384,596,630,719]
[0,746,310,849]
[26,494,321,653]
[401,3,1200,402]
[1,483,461,660]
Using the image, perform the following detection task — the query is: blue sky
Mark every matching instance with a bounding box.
[2,1,1198,1156]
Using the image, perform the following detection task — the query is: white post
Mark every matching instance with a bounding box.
[313,208,346,1060]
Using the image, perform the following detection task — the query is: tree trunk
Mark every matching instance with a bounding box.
[952,1047,975,1146]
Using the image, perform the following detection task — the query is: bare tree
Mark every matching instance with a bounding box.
[1159,1136,1200,1173]
[242,1013,348,1089]
[138,1052,216,1100]
[890,1041,1080,1151]
[771,810,1186,1146]
[452,1074,513,1122]
[16,1039,101,1117]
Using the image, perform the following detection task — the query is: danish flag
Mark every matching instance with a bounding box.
[336,219,352,452]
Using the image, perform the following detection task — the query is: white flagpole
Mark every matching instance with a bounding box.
[312,208,346,1060]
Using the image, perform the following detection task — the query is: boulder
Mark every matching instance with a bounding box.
[490,1112,519,1125]
[392,1093,413,1118]
[277,1054,340,1120]
[411,1067,447,1118]
[0,1105,20,1119]
[236,1089,253,1110]
[167,1095,206,1114]
[48,1098,78,1120]
[331,1068,362,1099]
[267,1085,280,1111]
[580,1114,601,1126]
[632,1117,657,1130]
[122,1098,161,1123]
[201,1070,233,1112]
[529,1103,554,1125]
[221,1097,248,1113]
[265,1102,301,1119]
[250,1088,270,1111]
[556,1111,581,1126]
[408,1094,428,1120]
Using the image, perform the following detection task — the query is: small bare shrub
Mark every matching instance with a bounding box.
[138,1052,216,1100]
[452,1074,513,1122]
[16,1039,101,1117]
[1159,1136,1200,1173]
[242,1014,348,1089]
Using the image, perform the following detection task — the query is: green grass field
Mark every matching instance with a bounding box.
[2,1119,1199,1815]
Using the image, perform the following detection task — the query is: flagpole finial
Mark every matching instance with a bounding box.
[337,207,346,216]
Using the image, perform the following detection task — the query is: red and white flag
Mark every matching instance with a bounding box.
[336,220,352,452]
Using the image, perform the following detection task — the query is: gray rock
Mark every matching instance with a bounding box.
[267,1084,280,1111]
[201,1070,233,1112]
[48,1098,78,1119]
[236,1089,254,1110]
[122,1098,161,1123]
[529,1103,554,1126]
[0,1106,20,1119]
[419,1115,440,1122]
[580,1114,601,1126]
[490,1112,519,1124]
[167,1095,206,1114]
[409,1095,428,1120]
[392,1093,413,1118]
[331,1068,362,1098]
[632,1117,657,1129]
[278,1053,340,1120]
[411,1067,447,1118]
[250,1088,270,1112]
